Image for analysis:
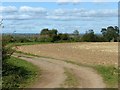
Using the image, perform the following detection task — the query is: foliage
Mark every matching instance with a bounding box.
[2,26,120,43]
[93,65,118,88]
[73,30,79,36]
[40,28,59,42]
[2,57,40,88]
[101,26,119,42]
[81,30,99,42]
[2,34,40,88]
[72,30,81,42]
[2,35,14,61]
[58,33,70,41]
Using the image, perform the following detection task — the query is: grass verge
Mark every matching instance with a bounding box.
[92,65,118,88]
[2,56,41,88]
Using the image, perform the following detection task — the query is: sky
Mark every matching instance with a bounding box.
[0,1,118,34]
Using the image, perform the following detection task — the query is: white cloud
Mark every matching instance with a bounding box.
[0,6,17,13]
[1,6,117,20]
[46,8,117,21]
[3,15,17,20]
[52,8,117,17]
[3,14,32,20]
[19,6,47,14]
[17,14,32,20]
[1,6,47,20]
[57,0,82,4]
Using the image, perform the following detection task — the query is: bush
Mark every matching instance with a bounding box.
[81,30,100,42]
[2,35,14,60]
[39,36,53,42]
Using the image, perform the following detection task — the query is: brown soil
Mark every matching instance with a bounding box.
[16,42,118,66]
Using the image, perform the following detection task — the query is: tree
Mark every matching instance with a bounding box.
[40,28,59,42]
[40,28,58,36]
[49,29,58,42]
[81,29,98,42]
[101,26,119,42]
[72,30,80,42]
[73,30,79,36]
[49,29,58,36]
[40,28,49,35]
[58,33,69,41]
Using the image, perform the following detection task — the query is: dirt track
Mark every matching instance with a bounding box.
[13,53,106,88]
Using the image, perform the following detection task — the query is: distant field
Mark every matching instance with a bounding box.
[16,42,118,66]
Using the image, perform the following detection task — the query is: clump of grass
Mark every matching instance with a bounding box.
[2,56,41,88]
[63,68,79,88]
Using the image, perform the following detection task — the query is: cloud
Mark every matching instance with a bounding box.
[19,6,47,14]
[0,6,17,13]
[51,8,117,18]
[19,6,47,19]
[17,14,32,20]
[1,6,47,20]
[3,14,32,20]
[57,0,82,5]
[46,8,117,21]
[1,5,117,21]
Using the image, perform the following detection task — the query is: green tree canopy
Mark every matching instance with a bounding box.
[73,30,79,36]
[82,29,98,42]
[101,26,119,42]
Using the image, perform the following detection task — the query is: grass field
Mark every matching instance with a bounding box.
[2,57,41,88]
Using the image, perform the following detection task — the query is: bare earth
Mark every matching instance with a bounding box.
[13,53,106,88]
[17,42,118,66]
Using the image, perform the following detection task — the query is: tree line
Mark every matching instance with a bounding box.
[39,26,120,42]
[3,26,120,43]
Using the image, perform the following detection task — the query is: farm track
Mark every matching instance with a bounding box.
[13,53,106,88]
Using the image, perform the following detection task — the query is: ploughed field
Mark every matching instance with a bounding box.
[16,42,118,66]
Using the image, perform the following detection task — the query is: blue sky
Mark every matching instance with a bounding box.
[1,2,118,34]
